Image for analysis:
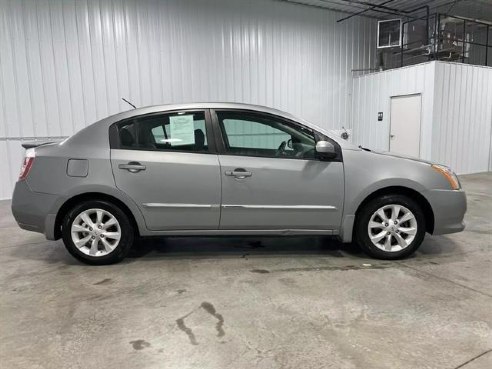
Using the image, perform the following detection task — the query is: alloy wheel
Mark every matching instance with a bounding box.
[367,204,418,252]
[71,208,121,257]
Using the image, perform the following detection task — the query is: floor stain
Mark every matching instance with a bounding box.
[129,340,151,350]
[177,289,186,294]
[278,277,297,286]
[93,278,112,285]
[250,269,270,274]
[176,314,198,346]
[176,302,226,345]
[201,302,225,337]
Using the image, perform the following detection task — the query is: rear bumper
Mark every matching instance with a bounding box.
[11,181,60,240]
[425,189,467,235]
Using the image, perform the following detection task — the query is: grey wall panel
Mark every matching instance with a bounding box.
[0,0,376,199]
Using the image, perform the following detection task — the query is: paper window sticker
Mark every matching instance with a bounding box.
[169,115,196,146]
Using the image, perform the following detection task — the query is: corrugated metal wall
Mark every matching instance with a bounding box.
[432,62,492,174]
[352,61,492,175]
[0,0,376,199]
[352,62,436,159]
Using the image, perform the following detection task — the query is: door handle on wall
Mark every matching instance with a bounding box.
[119,162,146,173]
[225,168,252,179]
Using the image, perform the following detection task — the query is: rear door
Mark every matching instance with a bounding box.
[110,109,221,231]
[212,110,344,231]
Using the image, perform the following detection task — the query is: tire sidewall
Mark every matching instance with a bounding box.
[62,200,134,265]
[355,194,426,260]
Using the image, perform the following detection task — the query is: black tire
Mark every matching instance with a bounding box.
[355,194,426,260]
[62,200,135,265]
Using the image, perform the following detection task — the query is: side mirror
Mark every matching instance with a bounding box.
[315,141,337,160]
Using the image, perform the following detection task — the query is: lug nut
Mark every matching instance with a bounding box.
[89,227,93,231]
[394,220,398,225]
[387,232,390,235]
[385,223,389,227]
[91,236,95,240]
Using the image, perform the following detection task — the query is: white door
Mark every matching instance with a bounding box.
[389,94,422,157]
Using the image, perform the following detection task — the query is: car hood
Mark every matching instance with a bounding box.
[359,147,435,166]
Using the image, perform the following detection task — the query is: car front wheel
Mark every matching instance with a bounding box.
[62,200,135,265]
[355,194,426,260]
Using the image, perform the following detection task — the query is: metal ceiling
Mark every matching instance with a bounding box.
[282,0,492,22]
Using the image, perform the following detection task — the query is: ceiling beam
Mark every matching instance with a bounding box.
[337,0,396,22]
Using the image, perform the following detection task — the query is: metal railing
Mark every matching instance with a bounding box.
[385,13,492,69]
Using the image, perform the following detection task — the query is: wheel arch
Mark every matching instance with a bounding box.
[54,192,141,240]
[353,186,435,238]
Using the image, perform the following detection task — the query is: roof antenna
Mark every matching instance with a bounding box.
[122,98,137,109]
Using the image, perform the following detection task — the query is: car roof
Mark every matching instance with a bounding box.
[69,102,358,150]
[121,102,299,121]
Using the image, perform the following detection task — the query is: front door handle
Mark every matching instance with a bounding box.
[225,168,252,179]
[118,162,146,173]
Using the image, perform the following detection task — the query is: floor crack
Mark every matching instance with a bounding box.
[453,349,492,369]
[399,263,492,299]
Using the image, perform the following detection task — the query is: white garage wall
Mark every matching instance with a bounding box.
[0,0,376,199]
[352,61,492,175]
[432,62,492,175]
[351,62,436,159]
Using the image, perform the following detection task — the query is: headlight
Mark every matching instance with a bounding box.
[431,164,461,190]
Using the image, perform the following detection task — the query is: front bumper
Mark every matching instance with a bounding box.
[11,181,61,240]
[425,189,467,235]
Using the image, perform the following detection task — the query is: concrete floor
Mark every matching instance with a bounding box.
[0,173,491,369]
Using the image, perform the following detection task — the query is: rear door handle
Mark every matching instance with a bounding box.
[118,162,146,173]
[225,168,252,179]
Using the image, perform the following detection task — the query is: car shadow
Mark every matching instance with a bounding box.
[125,234,464,263]
[127,236,366,261]
[6,233,465,266]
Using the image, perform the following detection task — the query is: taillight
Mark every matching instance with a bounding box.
[19,148,35,181]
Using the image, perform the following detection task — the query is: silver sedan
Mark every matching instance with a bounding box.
[11,103,466,264]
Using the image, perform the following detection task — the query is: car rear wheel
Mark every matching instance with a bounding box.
[355,194,426,260]
[62,200,135,265]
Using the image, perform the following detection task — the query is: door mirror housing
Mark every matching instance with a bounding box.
[315,141,337,160]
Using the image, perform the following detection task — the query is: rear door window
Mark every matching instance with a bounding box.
[115,111,209,153]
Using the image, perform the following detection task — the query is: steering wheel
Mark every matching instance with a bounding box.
[276,141,287,157]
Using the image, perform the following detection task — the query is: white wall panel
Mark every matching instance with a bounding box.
[352,62,436,159]
[0,0,376,199]
[352,61,492,175]
[432,62,492,174]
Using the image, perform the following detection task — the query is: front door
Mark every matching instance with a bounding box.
[110,109,221,231]
[213,110,344,231]
[389,94,422,157]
